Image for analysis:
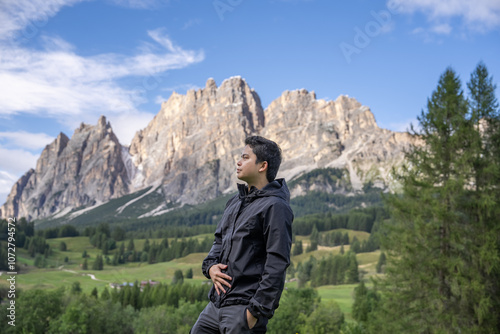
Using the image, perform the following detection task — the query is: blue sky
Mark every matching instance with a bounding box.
[1,0,499,205]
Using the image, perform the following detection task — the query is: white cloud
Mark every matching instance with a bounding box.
[0,131,53,205]
[0,30,204,139]
[107,112,156,146]
[0,170,19,206]
[107,0,165,9]
[0,131,55,150]
[0,147,39,175]
[40,34,76,52]
[0,0,86,41]
[411,26,446,43]
[0,0,205,145]
[155,95,168,105]
[431,23,452,35]
[387,0,500,31]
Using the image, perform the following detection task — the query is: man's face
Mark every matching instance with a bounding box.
[236,145,263,184]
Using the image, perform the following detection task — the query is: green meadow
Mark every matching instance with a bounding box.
[1,231,380,321]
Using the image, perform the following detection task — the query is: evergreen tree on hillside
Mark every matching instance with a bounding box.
[465,62,500,330]
[82,258,88,270]
[127,238,135,252]
[370,65,500,333]
[375,252,386,274]
[292,240,303,256]
[92,254,103,270]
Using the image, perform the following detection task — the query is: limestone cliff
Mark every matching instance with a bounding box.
[129,76,264,206]
[261,90,414,193]
[0,116,130,220]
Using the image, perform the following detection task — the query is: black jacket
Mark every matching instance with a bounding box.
[202,178,293,320]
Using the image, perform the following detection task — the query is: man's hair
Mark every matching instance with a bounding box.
[245,136,282,182]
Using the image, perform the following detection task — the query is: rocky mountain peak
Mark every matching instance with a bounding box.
[129,77,265,203]
[97,115,107,127]
[261,91,409,190]
[205,77,217,91]
[54,132,70,156]
[0,117,130,220]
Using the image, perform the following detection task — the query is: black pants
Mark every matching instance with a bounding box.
[191,302,268,333]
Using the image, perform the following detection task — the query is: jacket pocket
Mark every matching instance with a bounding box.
[243,307,252,330]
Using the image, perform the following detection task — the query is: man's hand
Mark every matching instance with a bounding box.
[246,309,258,329]
[208,263,232,295]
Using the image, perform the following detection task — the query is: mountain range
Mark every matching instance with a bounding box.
[0,76,416,223]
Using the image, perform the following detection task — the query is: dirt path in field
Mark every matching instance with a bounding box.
[59,266,108,282]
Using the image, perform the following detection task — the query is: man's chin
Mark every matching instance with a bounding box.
[236,174,248,183]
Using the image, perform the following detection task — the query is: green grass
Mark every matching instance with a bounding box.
[282,281,359,321]
[356,250,381,265]
[2,250,211,295]
[292,247,344,263]
[317,284,357,319]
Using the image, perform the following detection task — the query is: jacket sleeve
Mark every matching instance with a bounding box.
[248,201,293,319]
[202,219,223,279]
[202,196,236,279]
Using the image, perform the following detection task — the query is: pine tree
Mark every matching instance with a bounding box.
[375,252,386,274]
[71,281,82,294]
[307,226,319,252]
[143,239,150,253]
[82,258,88,270]
[346,251,359,283]
[173,270,184,284]
[292,240,303,256]
[92,254,103,270]
[98,254,103,270]
[59,241,67,251]
[127,238,135,252]
[464,62,500,330]
[101,287,110,300]
[352,281,380,323]
[370,66,500,333]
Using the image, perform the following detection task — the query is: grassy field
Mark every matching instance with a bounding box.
[1,230,380,321]
[317,284,357,319]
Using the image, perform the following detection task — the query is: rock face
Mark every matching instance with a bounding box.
[129,76,264,205]
[0,77,417,221]
[261,90,414,192]
[0,116,130,220]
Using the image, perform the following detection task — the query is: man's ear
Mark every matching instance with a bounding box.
[259,161,268,173]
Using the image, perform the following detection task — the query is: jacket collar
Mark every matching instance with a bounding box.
[237,178,290,202]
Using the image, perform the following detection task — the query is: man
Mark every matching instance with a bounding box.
[191,136,294,333]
